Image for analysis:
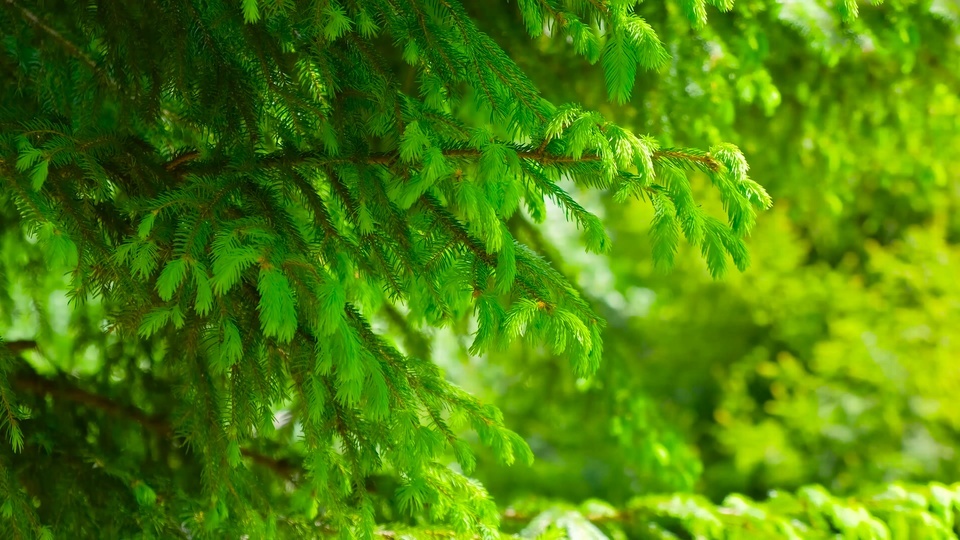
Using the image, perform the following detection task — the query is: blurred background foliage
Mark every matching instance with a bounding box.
[441,0,960,513]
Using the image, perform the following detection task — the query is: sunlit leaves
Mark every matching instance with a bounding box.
[517,484,960,540]
[650,195,681,270]
[218,319,243,372]
[241,0,259,23]
[322,3,353,41]
[210,232,262,295]
[14,138,48,190]
[156,258,188,301]
[601,28,638,105]
[601,13,669,103]
[680,0,709,28]
[193,264,214,315]
[257,267,297,343]
[138,305,186,337]
[399,121,430,163]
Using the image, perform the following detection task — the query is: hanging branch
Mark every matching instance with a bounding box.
[217,145,723,171]
[9,368,300,478]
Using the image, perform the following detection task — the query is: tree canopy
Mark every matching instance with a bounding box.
[1,0,959,539]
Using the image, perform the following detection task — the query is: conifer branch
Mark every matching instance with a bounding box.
[13,370,171,434]
[418,195,550,305]
[655,149,721,172]
[9,370,300,478]
[164,151,201,172]
[509,214,580,287]
[403,0,460,76]
[203,145,721,174]
[0,1,786,534]
[2,0,99,72]
[584,0,610,15]
[374,529,480,539]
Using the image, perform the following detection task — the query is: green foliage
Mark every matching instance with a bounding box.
[455,0,960,529]
[0,0,958,538]
[504,482,960,540]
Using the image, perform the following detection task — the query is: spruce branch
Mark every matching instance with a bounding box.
[184,145,721,175]
[164,151,202,172]
[655,149,721,172]
[418,195,551,305]
[584,0,610,15]
[2,0,120,94]
[2,0,98,71]
[0,0,786,534]
[9,369,300,478]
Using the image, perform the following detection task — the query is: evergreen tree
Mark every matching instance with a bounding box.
[1,1,959,539]
[0,1,767,537]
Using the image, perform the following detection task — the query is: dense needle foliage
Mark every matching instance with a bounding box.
[1,0,959,538]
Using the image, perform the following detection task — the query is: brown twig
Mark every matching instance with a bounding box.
[654,149,721,172]
[8,366,300,478]
[163,151,201,172]
[3,340,37,354]
[225,145,721,174]
[13,370,173,435]
[3,0,99,71]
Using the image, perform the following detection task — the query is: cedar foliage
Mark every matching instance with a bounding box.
[0,0,954,539]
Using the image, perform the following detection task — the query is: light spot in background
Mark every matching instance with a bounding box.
[536,179,655,319]
[47,290,71,334]
[685,81,704,98]
[904,425,955,471]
